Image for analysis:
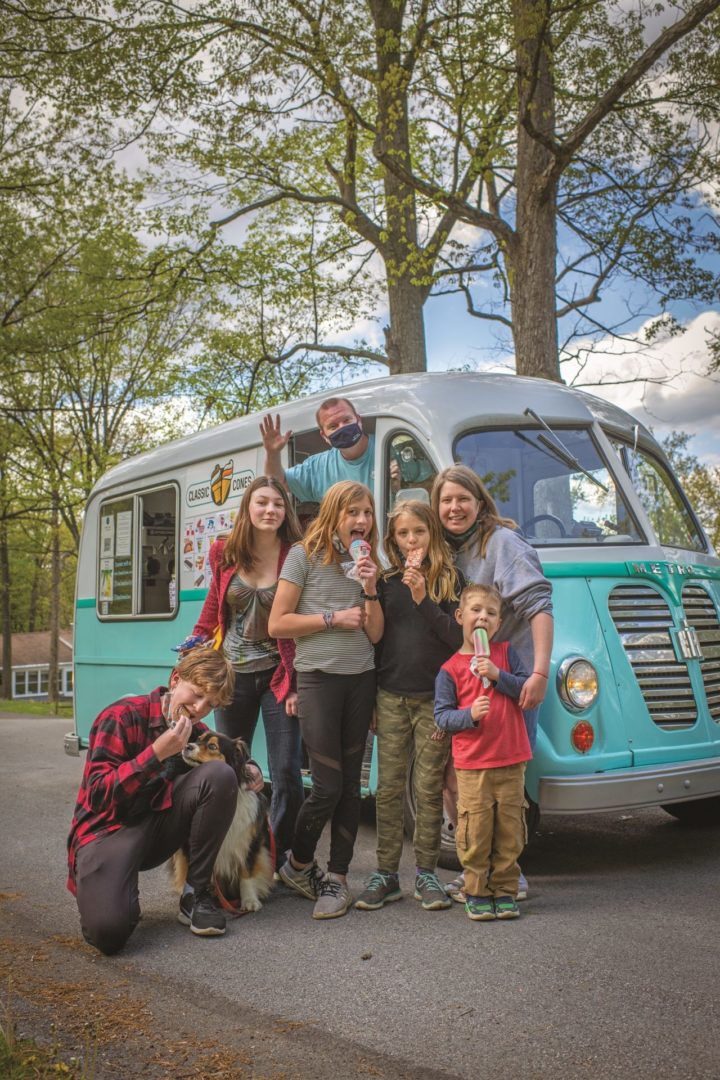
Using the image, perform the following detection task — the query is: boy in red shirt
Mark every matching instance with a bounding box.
[434,584,531,920]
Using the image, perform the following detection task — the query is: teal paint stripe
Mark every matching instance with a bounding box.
[543,562,626,578]
[77,591,206,608]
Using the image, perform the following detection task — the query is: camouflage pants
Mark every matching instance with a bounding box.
[375,687,450,873]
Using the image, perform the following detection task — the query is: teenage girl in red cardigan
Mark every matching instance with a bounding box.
[192,475,304,862]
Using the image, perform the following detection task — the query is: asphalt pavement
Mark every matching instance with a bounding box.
[1,712,719,1079]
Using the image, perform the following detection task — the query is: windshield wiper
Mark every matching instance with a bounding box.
[523,408,609,494]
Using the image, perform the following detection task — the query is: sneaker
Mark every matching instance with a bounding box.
[177,888,226,936]
[277,852,326,900]
[517,871,529,902]
[414,870,452,911]
[465,895,496,921]
[312,876,352,920]
[494,895,520,920]
[354,871,402,910]
[445,872,466,904]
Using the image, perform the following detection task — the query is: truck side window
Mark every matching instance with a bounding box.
[610,440,706,552]
[98,484,178,619]
[386,432,437,514]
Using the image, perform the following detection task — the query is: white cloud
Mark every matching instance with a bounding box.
[565,311,720,467]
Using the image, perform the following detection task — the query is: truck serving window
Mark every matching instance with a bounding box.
[610,440,707,552]
[97,484,178,619]
[455,428,642,545]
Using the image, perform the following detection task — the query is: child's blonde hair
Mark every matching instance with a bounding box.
[384,499,460,604]
[302,481,379,566]
[173,649,235,707]
[458,582,503,609]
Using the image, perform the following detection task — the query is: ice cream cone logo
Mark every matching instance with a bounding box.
[210,460,233,506]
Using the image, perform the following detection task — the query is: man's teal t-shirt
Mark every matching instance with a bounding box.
[285,434,376,502]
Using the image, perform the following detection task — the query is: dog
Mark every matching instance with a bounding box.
[170,731,274,913]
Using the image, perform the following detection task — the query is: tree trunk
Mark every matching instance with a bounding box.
[510,0,563,383]
[49,490,60,711]
[0,517,11,700]
[384,278,428,375]
[371,0,428,375]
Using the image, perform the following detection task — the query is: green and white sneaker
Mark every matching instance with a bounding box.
[494,895,520,920]
[354,871,402,910]
[465,895,496,921]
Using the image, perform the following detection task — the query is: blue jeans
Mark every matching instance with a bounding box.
[523,706,539,750]
[214,667,304,862]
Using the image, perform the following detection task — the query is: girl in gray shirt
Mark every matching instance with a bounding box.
[269,480,383,920]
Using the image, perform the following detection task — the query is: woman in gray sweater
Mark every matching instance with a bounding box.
[431,463,554,901]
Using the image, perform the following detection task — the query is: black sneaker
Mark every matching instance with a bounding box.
[177,888,226,936]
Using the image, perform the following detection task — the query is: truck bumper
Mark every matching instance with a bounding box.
[538,756,720,813]
[64,731,81,756]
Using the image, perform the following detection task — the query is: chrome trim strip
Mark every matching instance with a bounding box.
[539,757,720,813]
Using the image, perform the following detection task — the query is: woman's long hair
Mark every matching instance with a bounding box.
[222,475,302,572]
[431,464,517,559]
[383,499,460,604]
[303,481,379,566]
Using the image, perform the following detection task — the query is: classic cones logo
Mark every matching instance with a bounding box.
[210,460,233,506]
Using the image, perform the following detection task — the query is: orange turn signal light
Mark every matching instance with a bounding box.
[571,720,595,754]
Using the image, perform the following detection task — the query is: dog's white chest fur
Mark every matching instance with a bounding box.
[213,789,273,912]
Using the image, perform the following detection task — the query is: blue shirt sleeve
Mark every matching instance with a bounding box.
[434,668,475,732]
[284,459,323,503]
[494,644,530,701]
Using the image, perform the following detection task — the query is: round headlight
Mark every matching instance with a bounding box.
[558,657,598,710]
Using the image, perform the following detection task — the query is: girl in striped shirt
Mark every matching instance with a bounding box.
[269,481,383,920]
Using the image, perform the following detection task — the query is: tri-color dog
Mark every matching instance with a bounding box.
[170,731,274,913]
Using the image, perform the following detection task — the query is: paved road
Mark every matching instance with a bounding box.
[1,712,719,1079]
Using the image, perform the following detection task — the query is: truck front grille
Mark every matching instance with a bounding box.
[681,584,720,723]
[608,584,696,730]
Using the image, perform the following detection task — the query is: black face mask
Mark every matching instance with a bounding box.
[327,422,364,450]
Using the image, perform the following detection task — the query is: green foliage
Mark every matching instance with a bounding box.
[662,431,720,549]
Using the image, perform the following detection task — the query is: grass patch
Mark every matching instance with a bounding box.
[0,699,73,718]
[0,1028,81,1078]
[1,1003,83,1079]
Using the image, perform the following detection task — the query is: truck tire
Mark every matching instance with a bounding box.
[403,749,540,870]
[661,796,720,826]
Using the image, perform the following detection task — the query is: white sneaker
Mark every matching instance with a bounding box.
[277,852,325,900]
[445,873,466,904]
[312,876,352,919]
[446,870,528,902]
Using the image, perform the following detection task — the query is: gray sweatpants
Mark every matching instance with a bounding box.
[74,761,237,955]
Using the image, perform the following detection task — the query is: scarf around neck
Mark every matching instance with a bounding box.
[442,518,480,551]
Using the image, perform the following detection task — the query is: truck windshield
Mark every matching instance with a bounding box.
[455,427,643,545]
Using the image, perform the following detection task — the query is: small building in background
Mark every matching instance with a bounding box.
[0,629,74,700]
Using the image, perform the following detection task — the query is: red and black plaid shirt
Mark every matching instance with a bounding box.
[66,687,208,895]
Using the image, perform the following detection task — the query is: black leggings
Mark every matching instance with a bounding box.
[291,669,376,875]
